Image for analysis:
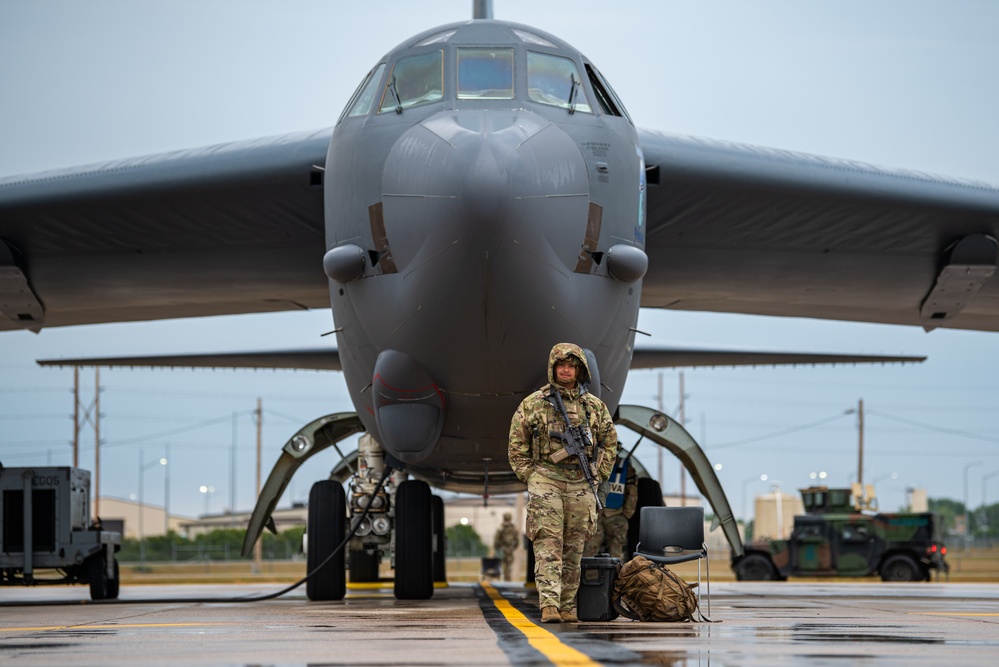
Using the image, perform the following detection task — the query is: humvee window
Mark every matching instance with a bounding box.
[527,51,591,113]
[457,48,514,99]
[379,51,443,113]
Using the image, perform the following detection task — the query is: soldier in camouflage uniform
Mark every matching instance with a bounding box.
[583,452,639,561]
[493,512,520,581]
[509,343,618,624]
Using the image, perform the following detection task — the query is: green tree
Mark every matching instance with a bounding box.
[446,523,487,557]
[928,498,963,534]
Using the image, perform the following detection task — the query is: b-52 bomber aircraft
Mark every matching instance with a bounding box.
[2,2,998,601]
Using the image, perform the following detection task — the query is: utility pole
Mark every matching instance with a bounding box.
[94,368,101,519]
[72,368,79,468]
[231,412,238,527]
[856,398,865,488]
[164,443,171,535]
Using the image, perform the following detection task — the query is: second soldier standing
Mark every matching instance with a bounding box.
[509,342,618,624]
[493,512,519,581]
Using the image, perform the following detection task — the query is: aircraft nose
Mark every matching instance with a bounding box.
[380,110,590,250]
[365,110,593,461]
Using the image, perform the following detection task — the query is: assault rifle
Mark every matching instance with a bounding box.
[546,388,604,510]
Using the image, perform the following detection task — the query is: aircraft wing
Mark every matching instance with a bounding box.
[36,347,342,371]
[0,128,332,332]
[629,346,924,369]
[35,345,919,372]
[638,131,999,332]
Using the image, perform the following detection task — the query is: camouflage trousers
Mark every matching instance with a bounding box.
[526,473,597,611]
[500,551,515,581]
[583,511,630,561]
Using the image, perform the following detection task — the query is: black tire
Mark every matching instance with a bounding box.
[349,549,381,583]
[880,554,922,582]
[395,480,434,600]
[306,480,347,601]
[735,553,780,581]
[87,550,110,600]
[431,495,447,583]
[628,477,665,558]
[106,557,120,599]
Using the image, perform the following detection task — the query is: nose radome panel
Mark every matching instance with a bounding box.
[420,110,549,146]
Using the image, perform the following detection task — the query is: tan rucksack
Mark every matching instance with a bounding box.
[612,555,701,622]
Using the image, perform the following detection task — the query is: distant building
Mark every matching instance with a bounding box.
[753,490,804,540]
[97,496,193,539]
[179,504,307,538]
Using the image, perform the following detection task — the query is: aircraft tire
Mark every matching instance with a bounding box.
[880,554,922,582]
[431,494,447,583]
[395,479,433,599]
[106,557,120,599]
[87,551,110,600]
[628,477,665,557]
[735,553,779,581]
[306,480,347,600]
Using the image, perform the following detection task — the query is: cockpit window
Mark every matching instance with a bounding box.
[585,63,630,121]
[344,63,386,120]
[457,48,514,99]
[379,50,443,114]
[526,51,592,114]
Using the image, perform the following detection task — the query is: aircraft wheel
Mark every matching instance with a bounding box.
[349,549,381,582]
[87,551,110,600]
[395,479,433,599]
[628,477,665,558]
[106,557,120,599]
[306,480,347,600]
[880,554,922,582]
[735,553,779,581]
[431,495,447,583]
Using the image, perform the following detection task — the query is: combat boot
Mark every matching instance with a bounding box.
[541,606,561,623]
[559,609,578,623]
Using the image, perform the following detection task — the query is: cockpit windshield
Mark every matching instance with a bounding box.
[345,63,386,119]
[526,51,591,114]
[379,50,443,113]
[457,48,514,99]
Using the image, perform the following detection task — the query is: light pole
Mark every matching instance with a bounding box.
[963,461,983,549]
[200,484,216,517]
[138,449,167,569]
[741,474,768,524]
[980,469,999,532]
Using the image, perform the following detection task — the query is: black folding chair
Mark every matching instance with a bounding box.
[634,505,711,620]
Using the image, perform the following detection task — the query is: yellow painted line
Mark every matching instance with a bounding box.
[1,623,204,633]
[481,582,600,667]
[346,581,449,590]
[918,612,999,617]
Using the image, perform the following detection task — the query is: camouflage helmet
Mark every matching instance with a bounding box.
[503,512,512,521]
[547,342,591,387]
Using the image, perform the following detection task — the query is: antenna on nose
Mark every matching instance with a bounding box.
[473,0,494,20]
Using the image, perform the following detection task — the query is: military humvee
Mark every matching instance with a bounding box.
[732,485,949,582]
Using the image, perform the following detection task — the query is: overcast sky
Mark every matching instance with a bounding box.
[2,1,998,522]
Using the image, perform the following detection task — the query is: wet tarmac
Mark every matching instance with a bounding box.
[1,581,997,666]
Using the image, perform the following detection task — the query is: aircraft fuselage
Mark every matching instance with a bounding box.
[322,20,648,491]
